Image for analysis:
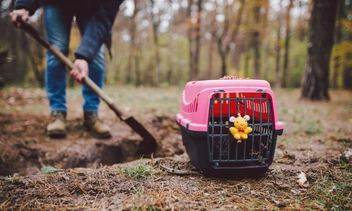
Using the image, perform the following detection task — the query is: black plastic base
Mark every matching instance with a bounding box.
[178,122,273,178]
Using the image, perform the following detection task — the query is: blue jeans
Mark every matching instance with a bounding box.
[44,4,106,114]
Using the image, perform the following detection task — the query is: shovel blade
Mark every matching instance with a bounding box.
[125,116,157,154]
[108,102,157,154]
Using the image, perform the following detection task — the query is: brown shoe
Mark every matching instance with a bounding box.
[46,111,66,138]
[84,112,111,138]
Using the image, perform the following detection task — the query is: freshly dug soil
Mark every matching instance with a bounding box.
[0,111,184,176]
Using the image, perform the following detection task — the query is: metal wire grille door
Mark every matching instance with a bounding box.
[207,91,276,169]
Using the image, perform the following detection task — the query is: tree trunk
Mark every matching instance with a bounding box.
[127,0,140,85]
[150,0,160,86]
[17,24,29,84]
[282,0,293,88]
[187,0,193,80]
[133,1,141,86]
[206,10,216,79]
[343,3,352,90]
[252,1,261,79]
[126,14,134,84]
[188,0,202,81]
[231,33,244,73]
[206,38,215,79]
[214,0,245,77]
[343,53,352,90]
[244,43,250,77]
[261,0,269,80]
[219,50,226,77]
[331,0,344,88]
[29,42,45,87]
[193,0,202,80]
[275,2,282,88]
[301,0,338,100]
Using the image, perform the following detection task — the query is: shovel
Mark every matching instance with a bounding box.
[16,17,157,154]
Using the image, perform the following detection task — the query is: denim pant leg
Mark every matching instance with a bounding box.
[44,5,73,113]
[76,19,106,113]
[82,47,105,112]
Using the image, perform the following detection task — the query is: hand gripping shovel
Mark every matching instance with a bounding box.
[16,17,157,154]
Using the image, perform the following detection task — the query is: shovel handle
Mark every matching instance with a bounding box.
[16,17,126,120]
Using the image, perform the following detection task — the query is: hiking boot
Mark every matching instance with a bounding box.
[84,112,111,138]
[46,111,67,138]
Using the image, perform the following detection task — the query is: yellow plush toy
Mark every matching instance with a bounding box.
[229,113,252,142]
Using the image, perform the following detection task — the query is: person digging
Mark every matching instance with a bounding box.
[10,0,125,138]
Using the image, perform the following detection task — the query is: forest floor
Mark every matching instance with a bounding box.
[0,85,352,210]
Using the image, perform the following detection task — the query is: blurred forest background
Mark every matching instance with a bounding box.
[0,0,351,94]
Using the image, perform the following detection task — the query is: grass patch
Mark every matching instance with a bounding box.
[1,175,19,183]
[102,84,183,116]
[121,162,158,179]
[307,174,352,210]
[304,121,322,135]
[1,85,183,116]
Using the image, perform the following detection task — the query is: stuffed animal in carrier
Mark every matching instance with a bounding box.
[229,113,253,142]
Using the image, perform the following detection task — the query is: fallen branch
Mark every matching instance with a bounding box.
[159,165,197,175]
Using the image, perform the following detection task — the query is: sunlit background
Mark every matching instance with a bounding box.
[0,0,351,89]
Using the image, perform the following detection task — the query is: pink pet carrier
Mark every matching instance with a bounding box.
[176,79,284,177]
